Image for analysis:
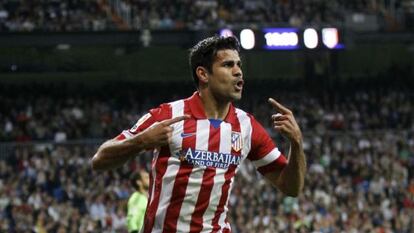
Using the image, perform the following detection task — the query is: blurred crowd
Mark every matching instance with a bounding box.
[121,0,408,30]
[0,0,110,32]
[0,80,412,143]
[0,0,411,32]
[0,143,134,233]
[0,80,413,232]
[232,130,414,232]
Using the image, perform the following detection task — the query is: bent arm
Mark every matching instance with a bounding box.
[91,136,146,171]
[91,115,189,171]
[265,98,306,197]
[265,140,306,197]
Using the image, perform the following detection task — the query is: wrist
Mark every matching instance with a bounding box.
[290,135,302,145]
[289,137,303,150]
[123,133,146,152]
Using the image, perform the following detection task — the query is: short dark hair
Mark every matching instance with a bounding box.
[130,171,142,190]
[189,36,241,88]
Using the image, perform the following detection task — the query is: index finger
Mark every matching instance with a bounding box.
[268,98,291,114]
[163,115,190,125]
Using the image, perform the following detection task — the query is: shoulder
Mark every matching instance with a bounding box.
[149,98,186,121]
[128,192,140,203]
[234,107,257,123]
[234,108,270,138]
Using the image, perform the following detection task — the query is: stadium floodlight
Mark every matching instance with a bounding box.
[322,28,339,49]
[56,44,71,50]
[220,29,234,38]
[303,28,318,49]
[240,29,255,50]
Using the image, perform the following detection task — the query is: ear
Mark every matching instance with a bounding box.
[196,66,209,85]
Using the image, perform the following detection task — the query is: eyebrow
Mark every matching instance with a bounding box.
[221,60,242,66]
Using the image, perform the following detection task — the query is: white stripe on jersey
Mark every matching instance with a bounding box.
[121,129,135,138]
[202,122,232,232]
[217,205,229,232]
[251,148,282,168]
[152,158,180,233]
[236,108,252,161]
[216,109,252,231]
[176,119,210,232]
[149,150,158,205]
[152,100,184,233]
[169,100,186,155]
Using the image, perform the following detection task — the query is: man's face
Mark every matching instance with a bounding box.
[138,171,149,190]
[206,49,244,102]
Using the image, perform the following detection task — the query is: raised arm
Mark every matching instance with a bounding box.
[265,98,306,197]
[91,115,189,171]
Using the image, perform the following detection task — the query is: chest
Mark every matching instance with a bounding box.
[169,119,250,169]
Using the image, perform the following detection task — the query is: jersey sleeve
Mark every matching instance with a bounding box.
[115,103,172,141]
[247,116,288,176]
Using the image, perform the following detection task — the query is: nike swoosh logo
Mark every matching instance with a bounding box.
[180,132,195,138]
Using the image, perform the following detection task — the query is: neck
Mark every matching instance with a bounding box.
[199,89,231,120]
[138,187,147,194]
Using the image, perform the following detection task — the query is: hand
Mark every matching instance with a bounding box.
[134,115,190,149]
[268,98,302,144]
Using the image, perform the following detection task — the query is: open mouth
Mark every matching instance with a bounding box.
[235,80,244,91]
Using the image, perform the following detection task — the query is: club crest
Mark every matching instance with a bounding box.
[231,132,243,152]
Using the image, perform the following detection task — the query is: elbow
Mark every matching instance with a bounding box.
[278,182,303,197]
[90,156,99,171]
[90,153,105,171]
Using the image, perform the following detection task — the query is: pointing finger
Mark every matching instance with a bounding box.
[268,98,291,114]
[163,115,190,125]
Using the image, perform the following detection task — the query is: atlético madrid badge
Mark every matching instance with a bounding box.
[231,132,243,152]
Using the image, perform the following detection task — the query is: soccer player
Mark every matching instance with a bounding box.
[91,36,306,233]
[127,170,149,233]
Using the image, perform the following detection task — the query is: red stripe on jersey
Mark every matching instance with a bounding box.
[115,134,126,140]
[143,156,170,233]
[257,155,288,175]
[162,166,193,232]
[131,116,156,134]
[247,115,276,161]
[189,123,220,233]
[149,103,173,123]
[211,166,236,233]
[161,101,195,233]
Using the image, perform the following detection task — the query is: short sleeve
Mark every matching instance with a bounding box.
[247,116,287,176]
[115,103,172,140]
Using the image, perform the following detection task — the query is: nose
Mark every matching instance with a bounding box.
[233,66,242,78]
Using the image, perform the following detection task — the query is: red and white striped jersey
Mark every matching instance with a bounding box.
[117,92,287,233]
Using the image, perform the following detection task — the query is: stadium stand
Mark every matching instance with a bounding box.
[1,1,413,232]
[0,0,411,31]
[0,79,412,142]
[0,79,413,232]
[0,0,112,32]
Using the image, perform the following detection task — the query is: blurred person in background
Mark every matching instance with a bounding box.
[127,170,149,233]
[91,35,306,233]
